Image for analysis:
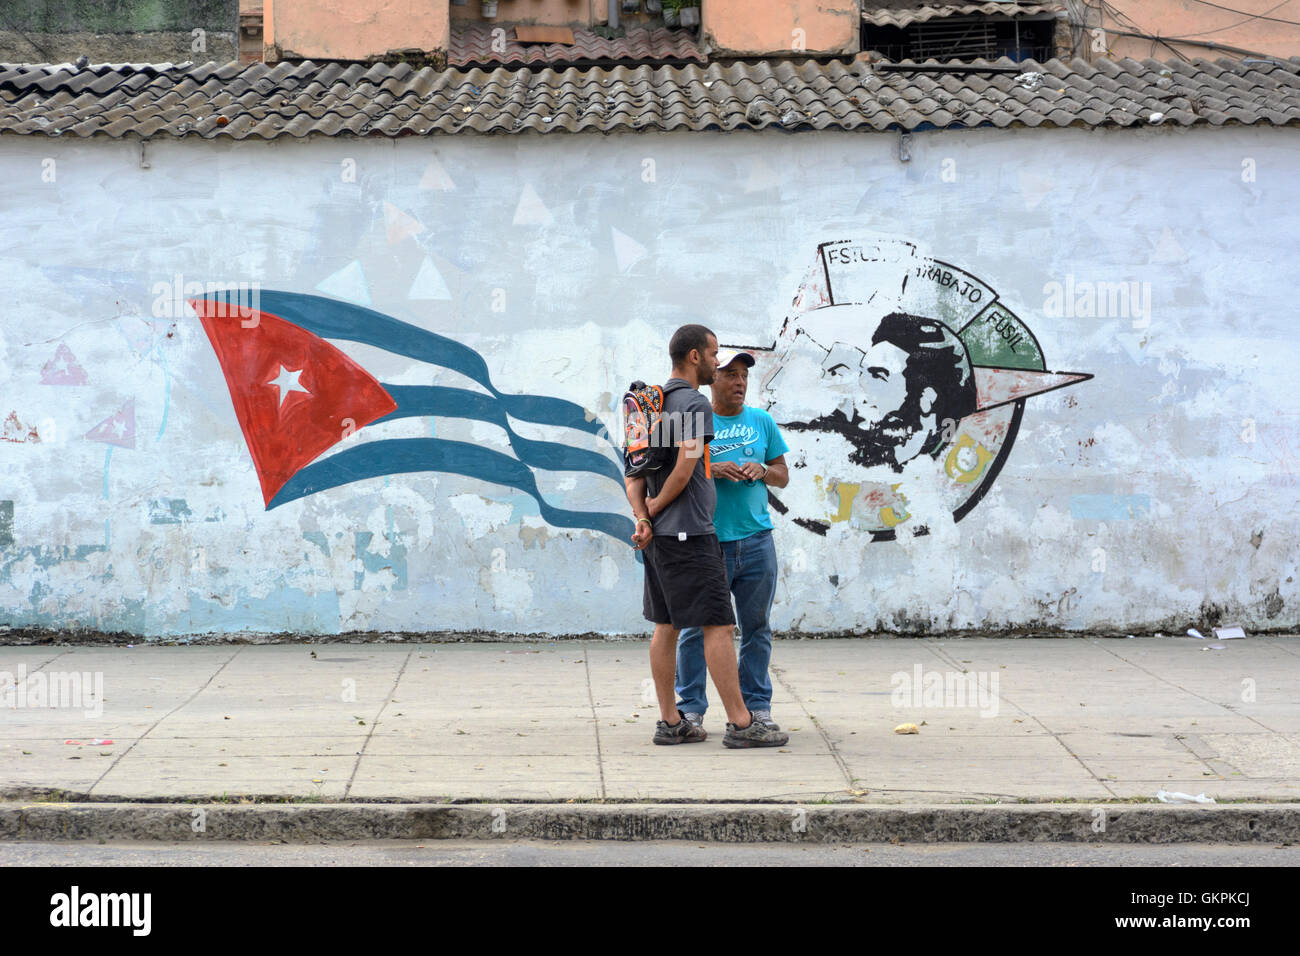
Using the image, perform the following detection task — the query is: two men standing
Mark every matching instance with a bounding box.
[624,324,790,749]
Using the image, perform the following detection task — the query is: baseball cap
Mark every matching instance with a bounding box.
[716,347,756,369]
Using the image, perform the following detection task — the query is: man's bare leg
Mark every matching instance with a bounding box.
[650,623,682,723]
[701,624,751,728]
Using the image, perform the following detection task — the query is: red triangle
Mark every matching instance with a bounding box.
[972,367,1092,413]
[41,343,89,385]
[792,254,831,313]
[85,399,135,448]
[190,299,397,506]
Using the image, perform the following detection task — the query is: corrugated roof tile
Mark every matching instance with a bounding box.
[1,55,1296,139]
[862,2,1064,27]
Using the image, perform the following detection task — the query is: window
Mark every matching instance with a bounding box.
[863,16,1056,62]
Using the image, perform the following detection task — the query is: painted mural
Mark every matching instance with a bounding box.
[190,237,1090,552]
[3,123,1293,638]
[752,237,1092,540]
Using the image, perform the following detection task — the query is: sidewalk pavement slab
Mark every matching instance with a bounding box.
[1,638,1297,806]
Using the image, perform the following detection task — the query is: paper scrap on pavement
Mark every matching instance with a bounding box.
[1213,626,1246,640]
[893,722,920,734]
[1156,789,1216,804]
[1187,628,1205,639]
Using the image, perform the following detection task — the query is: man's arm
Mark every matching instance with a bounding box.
[625,475,653,549]
[647,436,702,519]
[761,454,789,488]
[753,413,791,488]
[625,475,650,521]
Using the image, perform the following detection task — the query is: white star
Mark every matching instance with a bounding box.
[110,419,126,437]
[267,365,310,408]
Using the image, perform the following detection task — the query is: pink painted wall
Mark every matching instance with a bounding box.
[450,0,596,28]
[263,1,870,59]
[703,0,859,55]
[266,0,450,61]
[1098,1,1300,61]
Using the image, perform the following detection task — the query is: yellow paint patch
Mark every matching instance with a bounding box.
[944,433,994,484]
[833,482,860,523]
[879,482,911,528]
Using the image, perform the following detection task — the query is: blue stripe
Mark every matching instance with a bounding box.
[377,384,623,484]
[268,437,634,543]
[201,290,610,443]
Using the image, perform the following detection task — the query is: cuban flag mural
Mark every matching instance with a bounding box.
[189,290,633,543]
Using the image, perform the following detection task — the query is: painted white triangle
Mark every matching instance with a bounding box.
[408,257,452,301]
[611,226,647,273]
[419,155,456,191]
[1152,226,1187,263]
[744,158,782,193]
[513,183,553,226]
[383,201,425,245]
[1018,171,1054,210]
[315,260,372,306]
[1115,332,1149,366]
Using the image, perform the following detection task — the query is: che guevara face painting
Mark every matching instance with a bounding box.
[753,238,1091,540]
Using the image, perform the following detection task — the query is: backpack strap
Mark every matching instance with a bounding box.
[660,380,710,475]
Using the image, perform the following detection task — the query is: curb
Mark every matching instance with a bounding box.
[2,803,1297,843]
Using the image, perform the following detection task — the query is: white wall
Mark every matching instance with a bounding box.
[0,124,1295,637]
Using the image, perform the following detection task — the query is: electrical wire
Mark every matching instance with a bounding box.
[1184,0,1300,29]
[1099,27,1283,59]
[1112,0,1296,43]
[1087,0,1300,44]
[1083,0,1295,59]
[1093,0,1194,61]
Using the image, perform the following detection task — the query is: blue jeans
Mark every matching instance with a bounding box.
[675,529,778,716]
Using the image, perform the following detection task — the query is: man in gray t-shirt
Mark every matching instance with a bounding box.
[644,379,715,537]
[625,324,787,750]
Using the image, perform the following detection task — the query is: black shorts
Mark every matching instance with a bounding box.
[642,532,736,629]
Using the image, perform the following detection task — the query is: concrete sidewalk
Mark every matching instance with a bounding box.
[2,637,1298,805]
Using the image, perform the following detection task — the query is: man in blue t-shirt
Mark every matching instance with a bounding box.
[675,348,791,734]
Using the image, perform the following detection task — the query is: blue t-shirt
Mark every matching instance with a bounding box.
[710,406,790,542]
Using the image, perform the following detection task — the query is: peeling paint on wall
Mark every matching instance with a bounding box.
[1,128,1297,637]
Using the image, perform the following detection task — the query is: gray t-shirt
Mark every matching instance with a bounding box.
[646,379,715,537]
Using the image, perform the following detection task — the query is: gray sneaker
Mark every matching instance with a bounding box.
[682,712,705,730]
[723,712,789,749]
[654,710,708,745]
[750,709,780,731]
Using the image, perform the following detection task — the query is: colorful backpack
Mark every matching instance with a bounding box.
[622,380,688,478]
